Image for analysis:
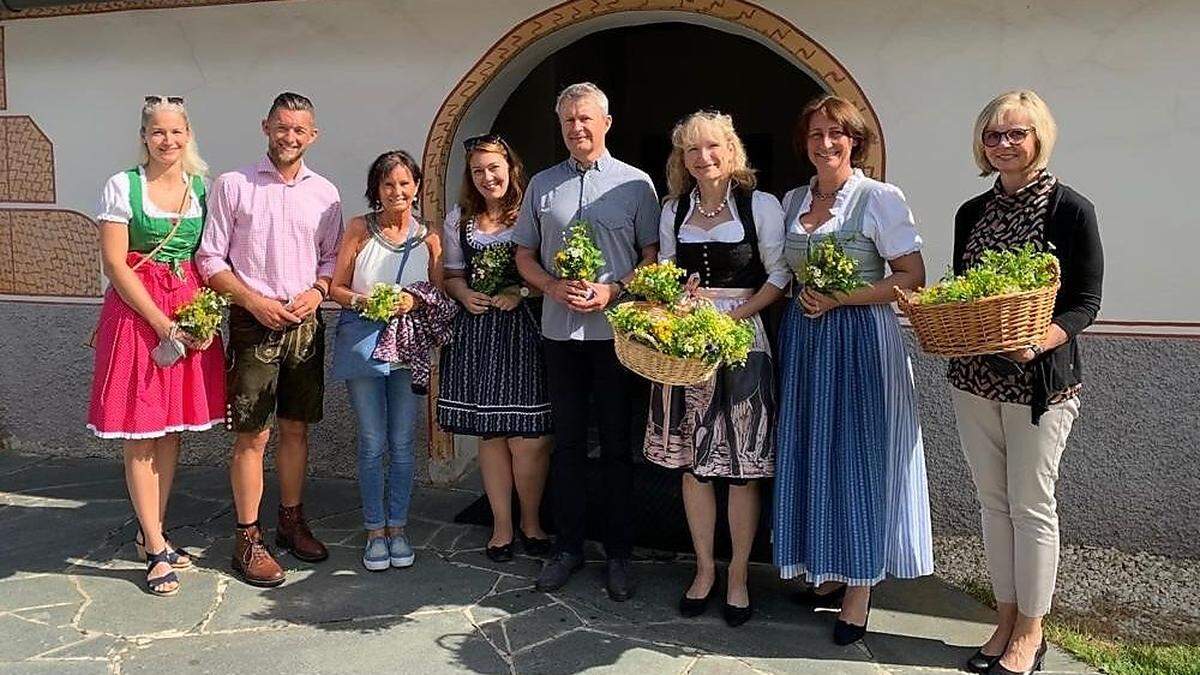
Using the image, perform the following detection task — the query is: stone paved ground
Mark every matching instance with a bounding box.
[0,452,1094,674]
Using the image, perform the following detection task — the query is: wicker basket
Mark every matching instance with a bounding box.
[611,302,719,386]
[895,260,1060,357]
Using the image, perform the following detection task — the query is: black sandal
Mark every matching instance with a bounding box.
[135,530,193,569]
[145,549,180,597]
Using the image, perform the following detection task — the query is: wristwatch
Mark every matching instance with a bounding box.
[1029,344,1045,357]
[518,285,531,298]
[613,279,627,295]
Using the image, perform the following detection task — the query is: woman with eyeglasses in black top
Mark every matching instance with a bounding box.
[950,90,1103,675]
[436,134,554,562]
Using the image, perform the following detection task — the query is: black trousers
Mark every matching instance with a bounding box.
[542,338,634,558]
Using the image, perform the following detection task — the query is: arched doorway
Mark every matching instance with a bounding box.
[491,21,824,197]
[423,0,885,464]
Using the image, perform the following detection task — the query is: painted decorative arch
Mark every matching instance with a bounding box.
[419,0,885,226]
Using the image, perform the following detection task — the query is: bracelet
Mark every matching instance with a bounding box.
[311,283,329,299]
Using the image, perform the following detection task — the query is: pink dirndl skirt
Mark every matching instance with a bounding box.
[87,253,226,439]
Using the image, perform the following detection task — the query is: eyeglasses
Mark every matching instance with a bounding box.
[463,133,506,151]
[982,127,1034,148]
[144,95,185,105]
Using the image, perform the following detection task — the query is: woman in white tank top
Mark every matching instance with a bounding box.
[328,150,441,572]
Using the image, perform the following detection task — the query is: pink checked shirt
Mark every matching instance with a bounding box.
[197,156,343,301]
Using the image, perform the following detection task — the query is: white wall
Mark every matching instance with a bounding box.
[6,0,1197,321]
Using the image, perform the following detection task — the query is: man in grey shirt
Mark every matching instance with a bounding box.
[514,82,659,601]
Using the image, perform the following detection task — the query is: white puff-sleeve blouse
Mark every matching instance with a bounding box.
[658,188,790,289]
[781,169,922,261]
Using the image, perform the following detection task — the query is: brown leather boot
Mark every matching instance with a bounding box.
[275,503,329,562]
[232,524,285,588]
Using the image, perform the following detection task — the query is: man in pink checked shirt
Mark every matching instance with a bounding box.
[197,92,343,588]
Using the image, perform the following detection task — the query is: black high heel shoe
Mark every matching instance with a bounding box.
[722,596,753,627]
[965,648,1003,673]
[833,596,871,646]
[678,581,716,617]
[988,639,1047,675]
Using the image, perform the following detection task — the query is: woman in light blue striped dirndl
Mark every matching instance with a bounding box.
[774,96,933,646]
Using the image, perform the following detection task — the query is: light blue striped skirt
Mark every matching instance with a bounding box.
[773,301,933,585]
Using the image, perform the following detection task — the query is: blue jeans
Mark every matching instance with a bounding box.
[346,369,421,530]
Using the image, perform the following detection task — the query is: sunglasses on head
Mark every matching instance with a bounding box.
[463,133,507,151]
[145,95,185,105]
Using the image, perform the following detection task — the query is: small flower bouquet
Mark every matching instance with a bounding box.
[799,237,867,295]
[175,288,230,341]
[470,245,519,296]
[607,262,755,385]
[360,283,414,323]
[627,260,686,304]
[554,220,605,282]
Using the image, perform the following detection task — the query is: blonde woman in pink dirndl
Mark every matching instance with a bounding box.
[88,96,225,596]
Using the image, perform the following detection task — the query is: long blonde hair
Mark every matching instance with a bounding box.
[138,98,209,177]
[665,111,756,200]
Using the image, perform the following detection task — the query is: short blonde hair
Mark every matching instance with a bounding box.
[665,111,756,200]
[972,89,1057,176]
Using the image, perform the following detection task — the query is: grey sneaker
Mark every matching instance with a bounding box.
[362,536,390,572]
[389,533,415,568]
[535,551,584,592]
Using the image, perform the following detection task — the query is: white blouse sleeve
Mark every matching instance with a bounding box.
[863,183,923,260]
[657,198,679,262]
[96,172,133,224]
[752,191,790,288]
[441,206,466,270]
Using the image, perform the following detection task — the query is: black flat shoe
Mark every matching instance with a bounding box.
[792,583,846,608]
[519,531,552,556]
[678,583,715,617]
[833,597,871,646]
[966,648,1003,673]
[988,639,1047,675]
[485,541,514,562]
[722,599,752,627]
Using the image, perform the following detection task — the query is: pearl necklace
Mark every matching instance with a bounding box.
[692,189,727,218]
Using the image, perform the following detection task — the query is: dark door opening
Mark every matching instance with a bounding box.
[491,21,825,198]
[456,22,830,561]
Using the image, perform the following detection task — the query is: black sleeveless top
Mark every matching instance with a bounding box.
[673,187,768,289]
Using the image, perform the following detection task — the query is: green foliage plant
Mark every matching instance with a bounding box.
[915,243,1057,305]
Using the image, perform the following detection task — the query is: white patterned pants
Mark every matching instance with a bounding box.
[951,388,1080,618]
